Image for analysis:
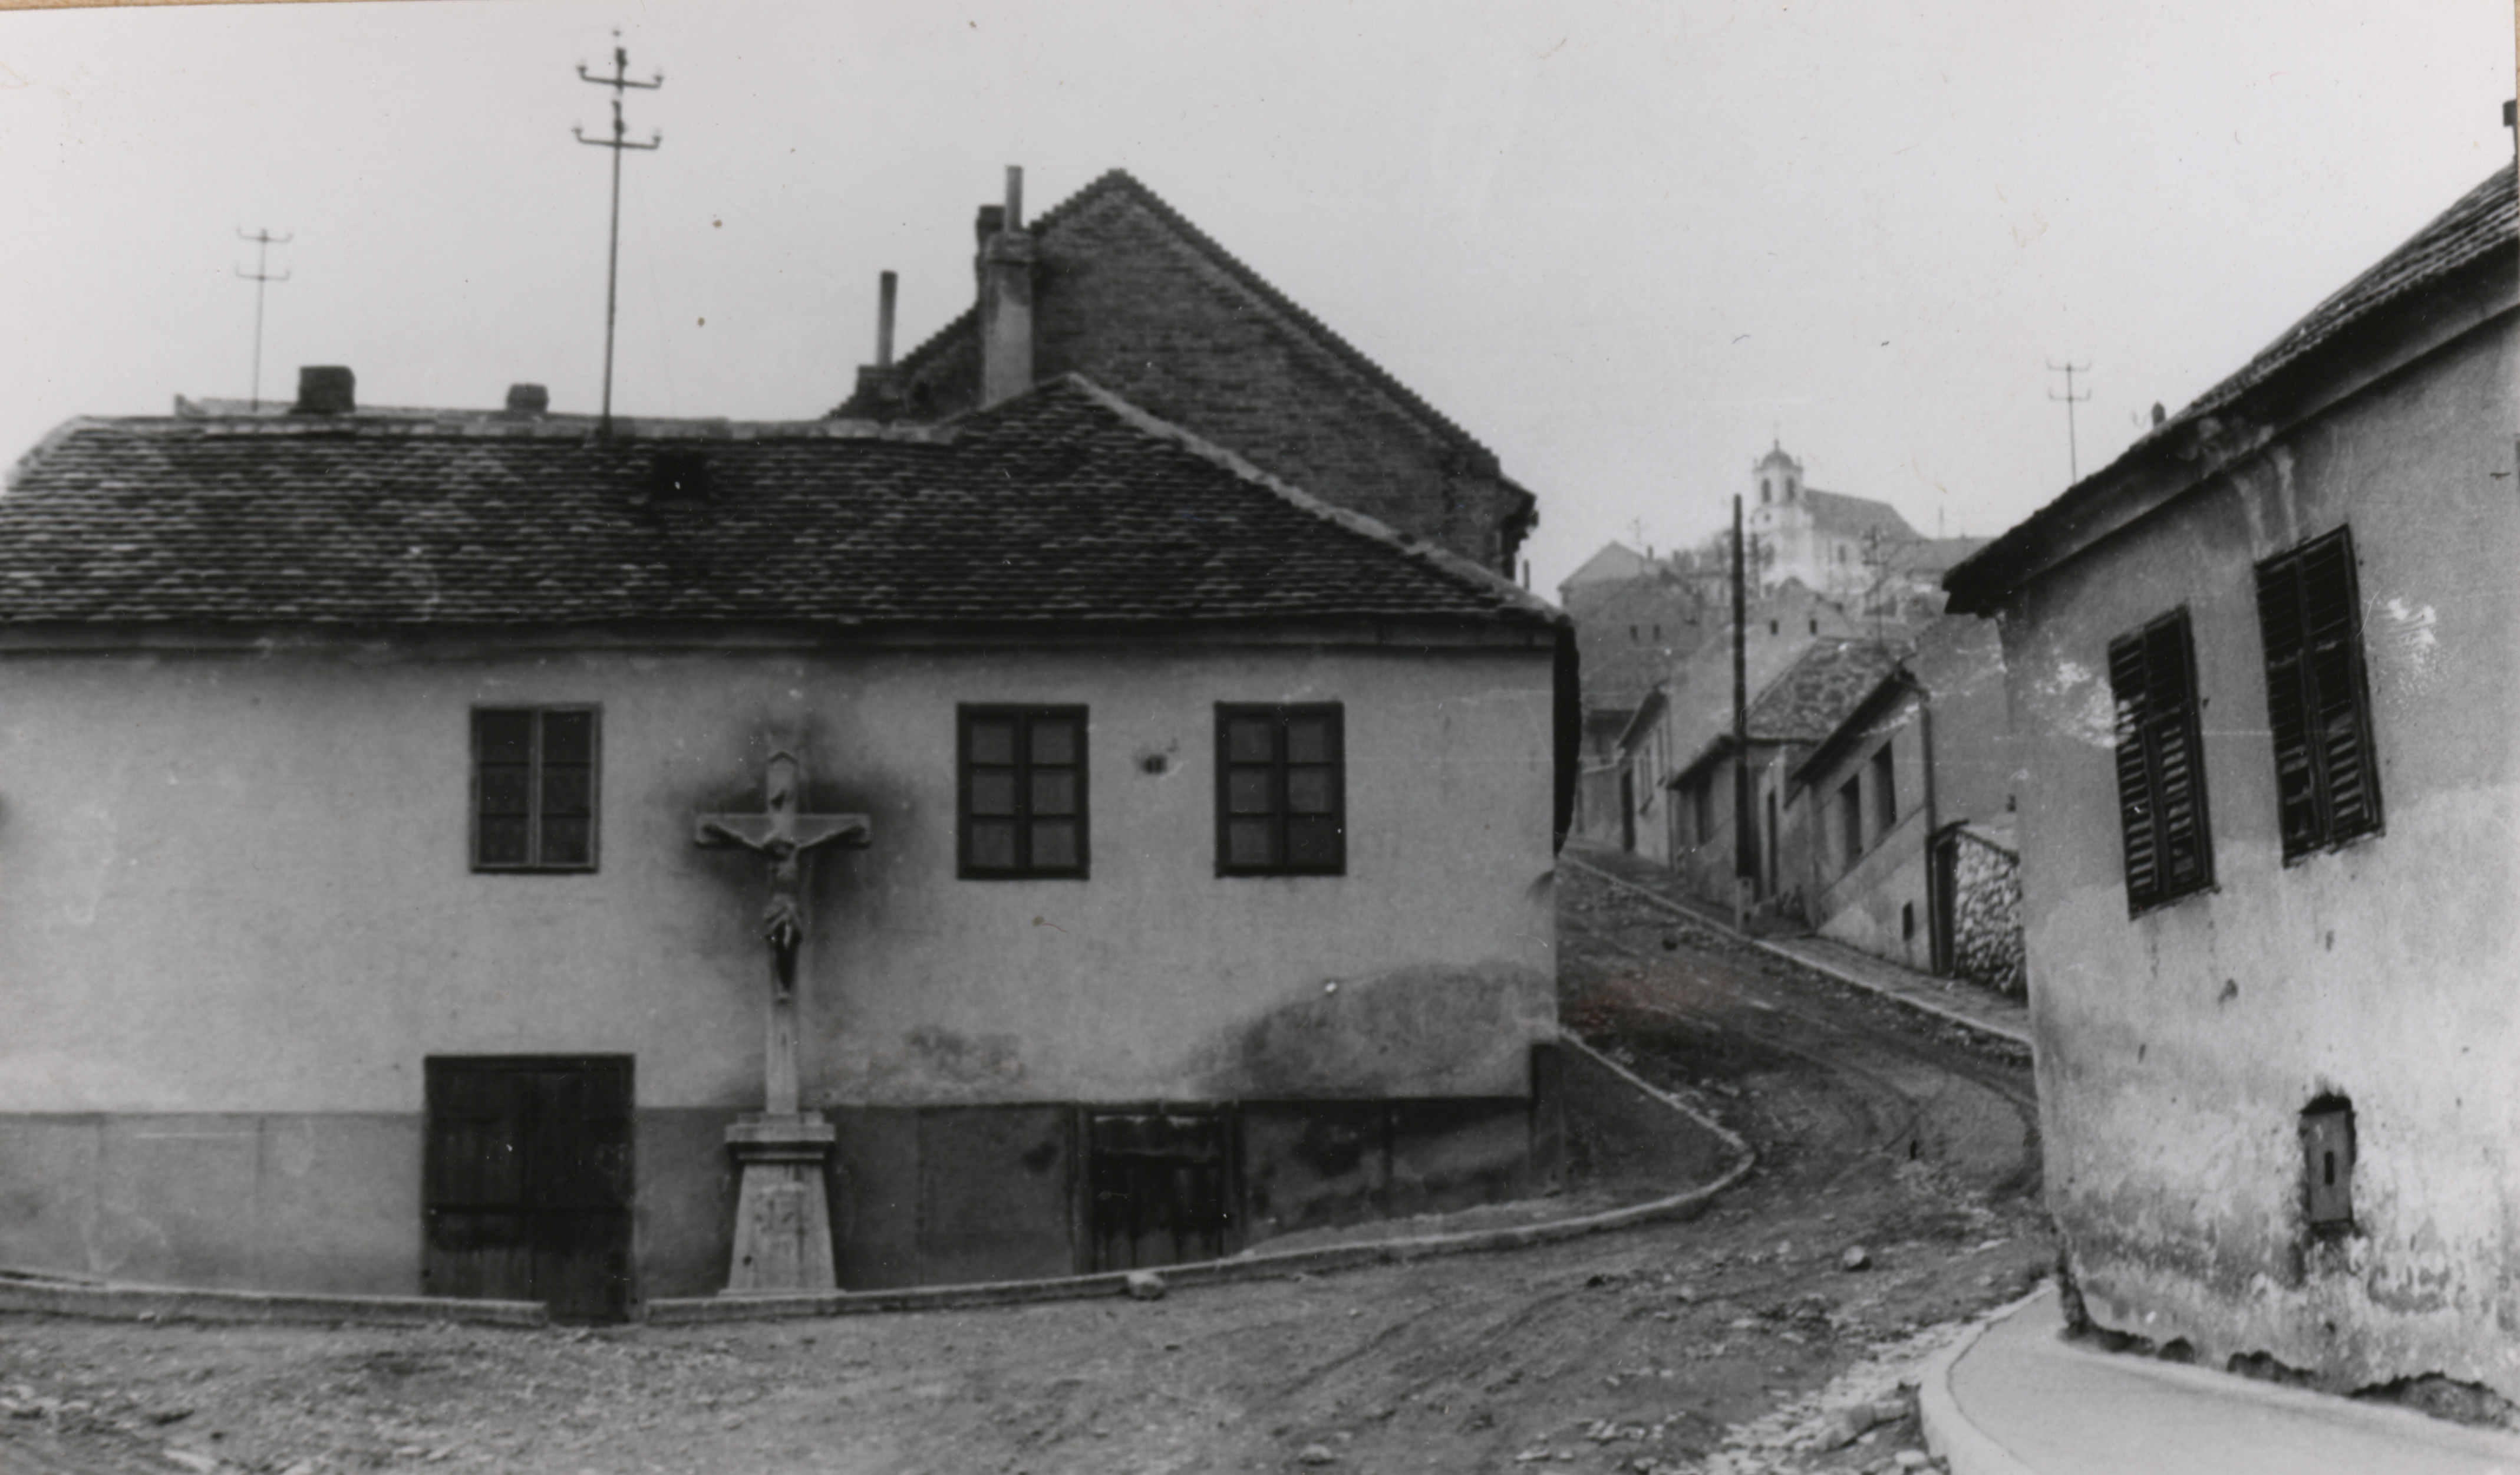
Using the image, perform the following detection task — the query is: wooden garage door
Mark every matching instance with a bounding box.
[423,1056,634,1322]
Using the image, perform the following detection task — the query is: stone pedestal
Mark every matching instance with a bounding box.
[721,1112,839,1296]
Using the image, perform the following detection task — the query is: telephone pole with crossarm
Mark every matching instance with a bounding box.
[574,34,663,437]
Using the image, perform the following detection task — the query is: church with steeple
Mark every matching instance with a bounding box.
[1743,443,1984,608]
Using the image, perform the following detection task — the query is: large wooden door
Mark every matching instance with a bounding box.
[424,1056,634,1322]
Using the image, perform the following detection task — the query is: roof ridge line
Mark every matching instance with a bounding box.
[878,169,1495,459]
[1040,374,1560,624]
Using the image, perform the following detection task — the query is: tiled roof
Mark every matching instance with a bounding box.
[0,375,1559,633]
[1798,488,1918,542]
[1560,541,1655,589]
[2175,164,2516,431]
[1746,638,1909,743]
[857,170,1497,460]
[1660,636,1907,788]
[1949,164,2518,605]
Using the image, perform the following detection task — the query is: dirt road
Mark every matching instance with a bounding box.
[0,856,2050,1475]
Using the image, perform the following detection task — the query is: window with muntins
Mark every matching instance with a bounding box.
[959,706,1088,879]
[2255,528,2382,860]
[1216,704,1345,875]
[473,707,599,871]
[2108,610,2214,913]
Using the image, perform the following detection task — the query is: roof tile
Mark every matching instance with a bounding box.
[0,376,1557,635]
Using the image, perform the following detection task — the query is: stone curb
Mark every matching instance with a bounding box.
[1561,854,2034,1051]
[1916,1284,2050,1475]
[1917,1283,2520,1473]
[644,1036,1757,1325]
[0,1273,547,1328]
[0,1042,1753,1333]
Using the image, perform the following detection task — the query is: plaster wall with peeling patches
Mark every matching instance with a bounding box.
[0,635,1558,1298]
[1988,301,2520,1398]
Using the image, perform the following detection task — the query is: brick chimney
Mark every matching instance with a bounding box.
[977,166,1036,407]
[505,383,550,416]
[850,270,904,420]
[292,366,355,415]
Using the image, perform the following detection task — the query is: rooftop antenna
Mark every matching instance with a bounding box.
[2047,360,2092,484]
[574,32,663,436]
[234,228,292,411]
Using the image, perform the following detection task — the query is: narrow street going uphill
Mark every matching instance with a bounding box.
[0,856,2051,1475]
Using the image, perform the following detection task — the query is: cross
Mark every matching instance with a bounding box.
[695,748,869,1116]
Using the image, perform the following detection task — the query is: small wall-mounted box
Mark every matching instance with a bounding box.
[2300,1097,2356,1233]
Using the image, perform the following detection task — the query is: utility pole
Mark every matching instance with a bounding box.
[1731,493,1752,935]
[575,33,663,436]
[2048,360,2092,484]
[235,228,292,411]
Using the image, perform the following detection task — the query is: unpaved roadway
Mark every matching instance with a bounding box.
[0,852,2051,1475]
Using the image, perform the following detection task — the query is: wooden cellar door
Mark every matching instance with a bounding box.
[1088,1108,1235,1272]
[424,1056,635,1322]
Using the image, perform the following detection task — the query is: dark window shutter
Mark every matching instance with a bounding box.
[2255,554,2320,852]
[2109,610,2212,913]
[2255,529,2380,860]
[2109,635,2162,906]
[2143,619,2208,892]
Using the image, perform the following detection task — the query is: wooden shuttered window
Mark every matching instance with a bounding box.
[2108,611,2214,913]
[958,706,1089,879]
[2255,528,2382,860]
[473,707,599,872]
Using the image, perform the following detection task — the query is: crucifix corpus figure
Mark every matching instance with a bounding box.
[694,745,870,1295]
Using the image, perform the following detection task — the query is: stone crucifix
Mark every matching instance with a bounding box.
[695,747,870,1117]
[694,745,869,1295]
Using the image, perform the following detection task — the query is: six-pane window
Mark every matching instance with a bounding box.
[959,706,1089,878]
[2108,610,2214,913]
[473,707,599,871]
[1216,704,1345,875]
[2255,528,2382,860]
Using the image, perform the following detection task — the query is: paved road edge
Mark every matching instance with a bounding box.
[1916,1283,2050,1475]
[1561,854,2033,1051]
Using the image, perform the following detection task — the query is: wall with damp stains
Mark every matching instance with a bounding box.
[0,633,1558,1295]
[1993,308,2520,1398]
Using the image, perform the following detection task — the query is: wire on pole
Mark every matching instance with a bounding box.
[2047,360,2092,485]
[574,32,662,437]
[235,228,293,412]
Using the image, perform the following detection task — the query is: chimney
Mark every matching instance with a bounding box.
[505,383,550,416]
[876,269,898,367]
[977,165,1037,407]
[293,366,355,415]
[851,270,905,421]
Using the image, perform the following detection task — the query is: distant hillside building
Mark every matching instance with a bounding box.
[1744,444,1985,610]
[1657,637,1907,918]
[1784,615,2017,986]
[839,168,1538,580]
[1558,544,1715,841]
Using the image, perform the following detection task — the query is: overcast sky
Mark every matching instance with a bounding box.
[1,0,2509,594]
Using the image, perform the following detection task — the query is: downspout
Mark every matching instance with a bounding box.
[1552,621,1582,854]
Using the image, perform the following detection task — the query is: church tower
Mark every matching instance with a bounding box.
[1746,441,1816,592]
